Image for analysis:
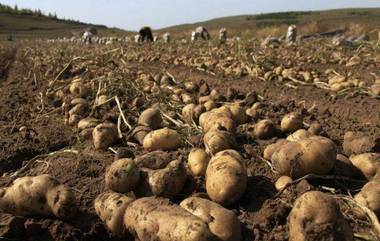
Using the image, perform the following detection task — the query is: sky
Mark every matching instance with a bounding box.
[1,0,380,30]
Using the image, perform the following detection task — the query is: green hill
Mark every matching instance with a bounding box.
[0,3,127,40]
[160,8,380,39]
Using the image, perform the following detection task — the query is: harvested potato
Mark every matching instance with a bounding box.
[281,112,303,133]
[227,103,248,125]
[343,131,380,156]
[180,197,241,241]
[143,128,181,151]
[93,123,118,150]
[253,119,276,139]
[308,122,323,135]
[354,181,380,217]
[77,117,100,130]
[275,176,293,191]
[69,79,90,97]
[204,130,236,155]
[182,104,205,124]
[199,109,236,133]
[288,191,353,241]
[69,103,88,117]
[204,100,217,111]
[349,153,380,180]
[263,139,291,160]
[0,175,76,220]
[181,93,196,104]
[270,136,337,178]
[332,154,358,178]
[134,151,172,170]
[286,129,313,142]
[124,197,213,241]
[138,108,162,130]
[137,160,187,198]
[188,148,210,176]
[96,95,110,107]
[206,150,247,205]
[131,125,151,145]
[105,159,140,193]
[94,192,135,236]
[68,114,81,126]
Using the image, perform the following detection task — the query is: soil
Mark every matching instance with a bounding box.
[0,41,379,241]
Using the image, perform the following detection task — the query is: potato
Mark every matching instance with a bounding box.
[188,148,210,176]
[281,112,303,133]
[77,117,100,130]
[253,119,276,139]
[206,150,247,205]
[137,160,187,198]
[264,140,289,160]
[124,197,213,241]
[181,93,196,104]
[105,159,140,193]
[138,108,162,130]
[270,136,337,178]
[0,175,76,220]
[199,95,211,105]
[69,103,88,117]
[143,128,182,151]
[131,125,151,145]
[204,130,237,155]
[275,176,293,191]
[354,181,380,217]
[308,122,323,135]
[71,98,87,106]
[227,103,248,125]
[204,100,217,111]
[199,109,236,133]
[180,197,241,241]
[286,129,313,142]
[94,192,135,236]
[96,95,110,106]
[68,114,81,126]
[69,79,90,97]
[93,123,118,150]
[343,131,380,156]
[288,191,353,241]
[182,104,206,124]
[349,153,380,180]
[134,151,172,170]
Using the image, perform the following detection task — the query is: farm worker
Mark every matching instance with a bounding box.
[286,25,297,44]
[163,32,171,43]
[191,31,197,42]
[219,28,227,44]
[139,26,154,42]
[134,34,142,43]
[195,26,210,40]
[83,31,93,44]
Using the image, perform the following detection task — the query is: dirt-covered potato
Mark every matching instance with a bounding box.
[204,130,237,155]
[182,104,206,124]
[0,175,76,220]
[181,93,196,104]
[270,136,337,178]
[77,117,100,130]
[263,139,291,160]
[349,153,380,180]
[94,192,135,236]
[354,181,380,217]
[131,125,151,145]
[138,108,162,130]
[134,151,172,170]
[69,103,88,117]
[137,160,187,198]
[204,100,217,111]
[343,131,380,156]
[206,150,247,205]
[253,119,276,139]
[288,191,353,241]
[188,148,210,176]
[281,112,303,133]
[227,103,248,125]
[199,110,236,134]
[275,176,293,191]
[180,197,241,241]
[105,159,140,193]
[286,129,313,142]
[124,197,213,241]
[245,102,263,119]
[93,122,118,150]
[143,128,181,151]
[308,122,323,135]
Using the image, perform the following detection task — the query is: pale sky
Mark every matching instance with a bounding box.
[1,0,380,30]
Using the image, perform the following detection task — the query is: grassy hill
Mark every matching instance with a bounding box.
[160,8,380,39]
[0,3,127,40]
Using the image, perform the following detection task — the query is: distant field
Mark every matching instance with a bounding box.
[160,8,380,39]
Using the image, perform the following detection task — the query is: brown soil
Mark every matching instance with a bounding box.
[0,41,378,241]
